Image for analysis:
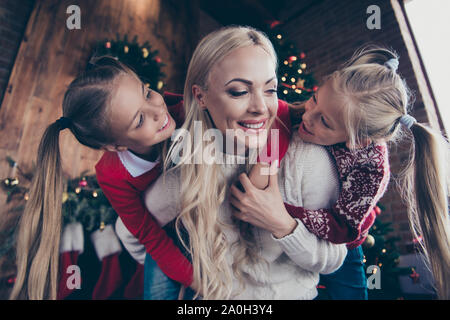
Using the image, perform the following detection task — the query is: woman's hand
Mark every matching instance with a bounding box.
[229,161,298,239]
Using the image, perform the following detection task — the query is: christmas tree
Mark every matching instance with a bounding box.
[266,22,318,103]
[362,205,417,300]
[90,34,166,92]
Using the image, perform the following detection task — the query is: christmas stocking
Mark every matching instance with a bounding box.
[123,262,145,299]
[91,224,123,300]
[58,222,84,300]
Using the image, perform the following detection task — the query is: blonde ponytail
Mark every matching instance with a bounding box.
[10,122,64,299]
[401,123,450,299]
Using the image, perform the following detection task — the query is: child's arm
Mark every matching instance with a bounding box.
[95,164,193,288]
[284,146,389,244]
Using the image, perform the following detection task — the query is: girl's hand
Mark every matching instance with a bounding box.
[229,161,298,239]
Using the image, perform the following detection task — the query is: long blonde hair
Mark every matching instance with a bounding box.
[10,57,139,299]
[164,26,277,299]
[328,46,450,299]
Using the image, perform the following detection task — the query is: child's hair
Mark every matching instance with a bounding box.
[328,45,450,299]
[10,56,137,300]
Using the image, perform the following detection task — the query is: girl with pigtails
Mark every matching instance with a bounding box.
[9,56,196,299]
[245,46,450,299]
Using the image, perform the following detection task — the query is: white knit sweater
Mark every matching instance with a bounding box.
[116,132,347,299]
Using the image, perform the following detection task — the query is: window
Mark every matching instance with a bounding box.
[405,0,450,135]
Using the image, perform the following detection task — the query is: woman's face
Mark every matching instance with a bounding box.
[107,73,176,156]
[297,79,349,146]
[195,45,278,152]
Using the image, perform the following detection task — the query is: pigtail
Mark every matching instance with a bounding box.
[401,123,450,299]
[10,122,65,300]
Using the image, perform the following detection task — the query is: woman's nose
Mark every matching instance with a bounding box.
[248,93,267,114]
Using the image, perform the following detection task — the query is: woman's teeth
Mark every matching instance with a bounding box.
[158,115,169,131]
[239,121,264,129]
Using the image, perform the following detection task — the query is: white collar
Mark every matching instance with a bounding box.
[117,150,160,178]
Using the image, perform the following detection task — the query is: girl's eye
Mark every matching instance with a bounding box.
[321,116,331,129]
[136,114,144,128]
[312,94,317,103]
[146,89,151,100]
[228,90,248,97]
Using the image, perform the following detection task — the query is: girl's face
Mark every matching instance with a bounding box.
[298,80,349,146]
[194,45,278,152]
[107,74,176,156]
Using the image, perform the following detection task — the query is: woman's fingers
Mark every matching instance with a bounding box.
[238,172,254,193]
[268,160,279,189]
[230,183,245,201]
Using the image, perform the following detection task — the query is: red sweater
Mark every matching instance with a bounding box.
[95,92,194,287]
[95,95,291,287]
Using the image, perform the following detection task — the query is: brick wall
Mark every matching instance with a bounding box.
[277,0,432,252]
[0,0,35,106]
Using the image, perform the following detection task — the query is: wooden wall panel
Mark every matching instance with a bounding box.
[0,0,200,210]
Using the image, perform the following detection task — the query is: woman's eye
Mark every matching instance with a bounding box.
[228,90,247,97]
[136,114,144,128]
[146,89,151,100]
[321,116,331,129]
[312,94,317,103]
[266,89,278,95]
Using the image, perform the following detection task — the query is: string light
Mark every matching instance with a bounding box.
[283,60,288,65]
[124,45,129,53]
[92,191,98,198]
[381,248,387,253]
[283,90,288,95]
[290,78,296,83]
[75,187,81,194]
[281,76,286,82]
[301,63,307,69]
[297,69,303,74]
[276,34,282,39]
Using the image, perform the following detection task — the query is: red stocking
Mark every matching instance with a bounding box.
[58,222,84,300]
[91,225,123,300]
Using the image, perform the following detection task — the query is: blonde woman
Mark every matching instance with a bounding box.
[116,25,347,300]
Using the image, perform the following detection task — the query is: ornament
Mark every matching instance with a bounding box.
[78,178,88,188]
[105,41,111,49]
[363,234,375,248]
[142,48,149,58]
[288,56,297,63]
[300,52,306,59]
[410,268,420,284]
[155,56,162,63]
[313,85,319,92]
[6,276,16,287]
[269,20,281,29]
[296,79,305,88]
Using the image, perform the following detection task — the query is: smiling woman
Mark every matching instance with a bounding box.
[136,26,347,300]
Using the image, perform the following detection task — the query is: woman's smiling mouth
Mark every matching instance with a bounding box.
[237,119,267,132]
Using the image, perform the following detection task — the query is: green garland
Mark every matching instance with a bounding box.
[90,34,166,92]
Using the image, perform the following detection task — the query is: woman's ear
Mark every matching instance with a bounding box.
[192,85,207,109]
[102,145,128,152]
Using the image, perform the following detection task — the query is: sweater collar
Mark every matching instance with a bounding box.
[117,150,160,178]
